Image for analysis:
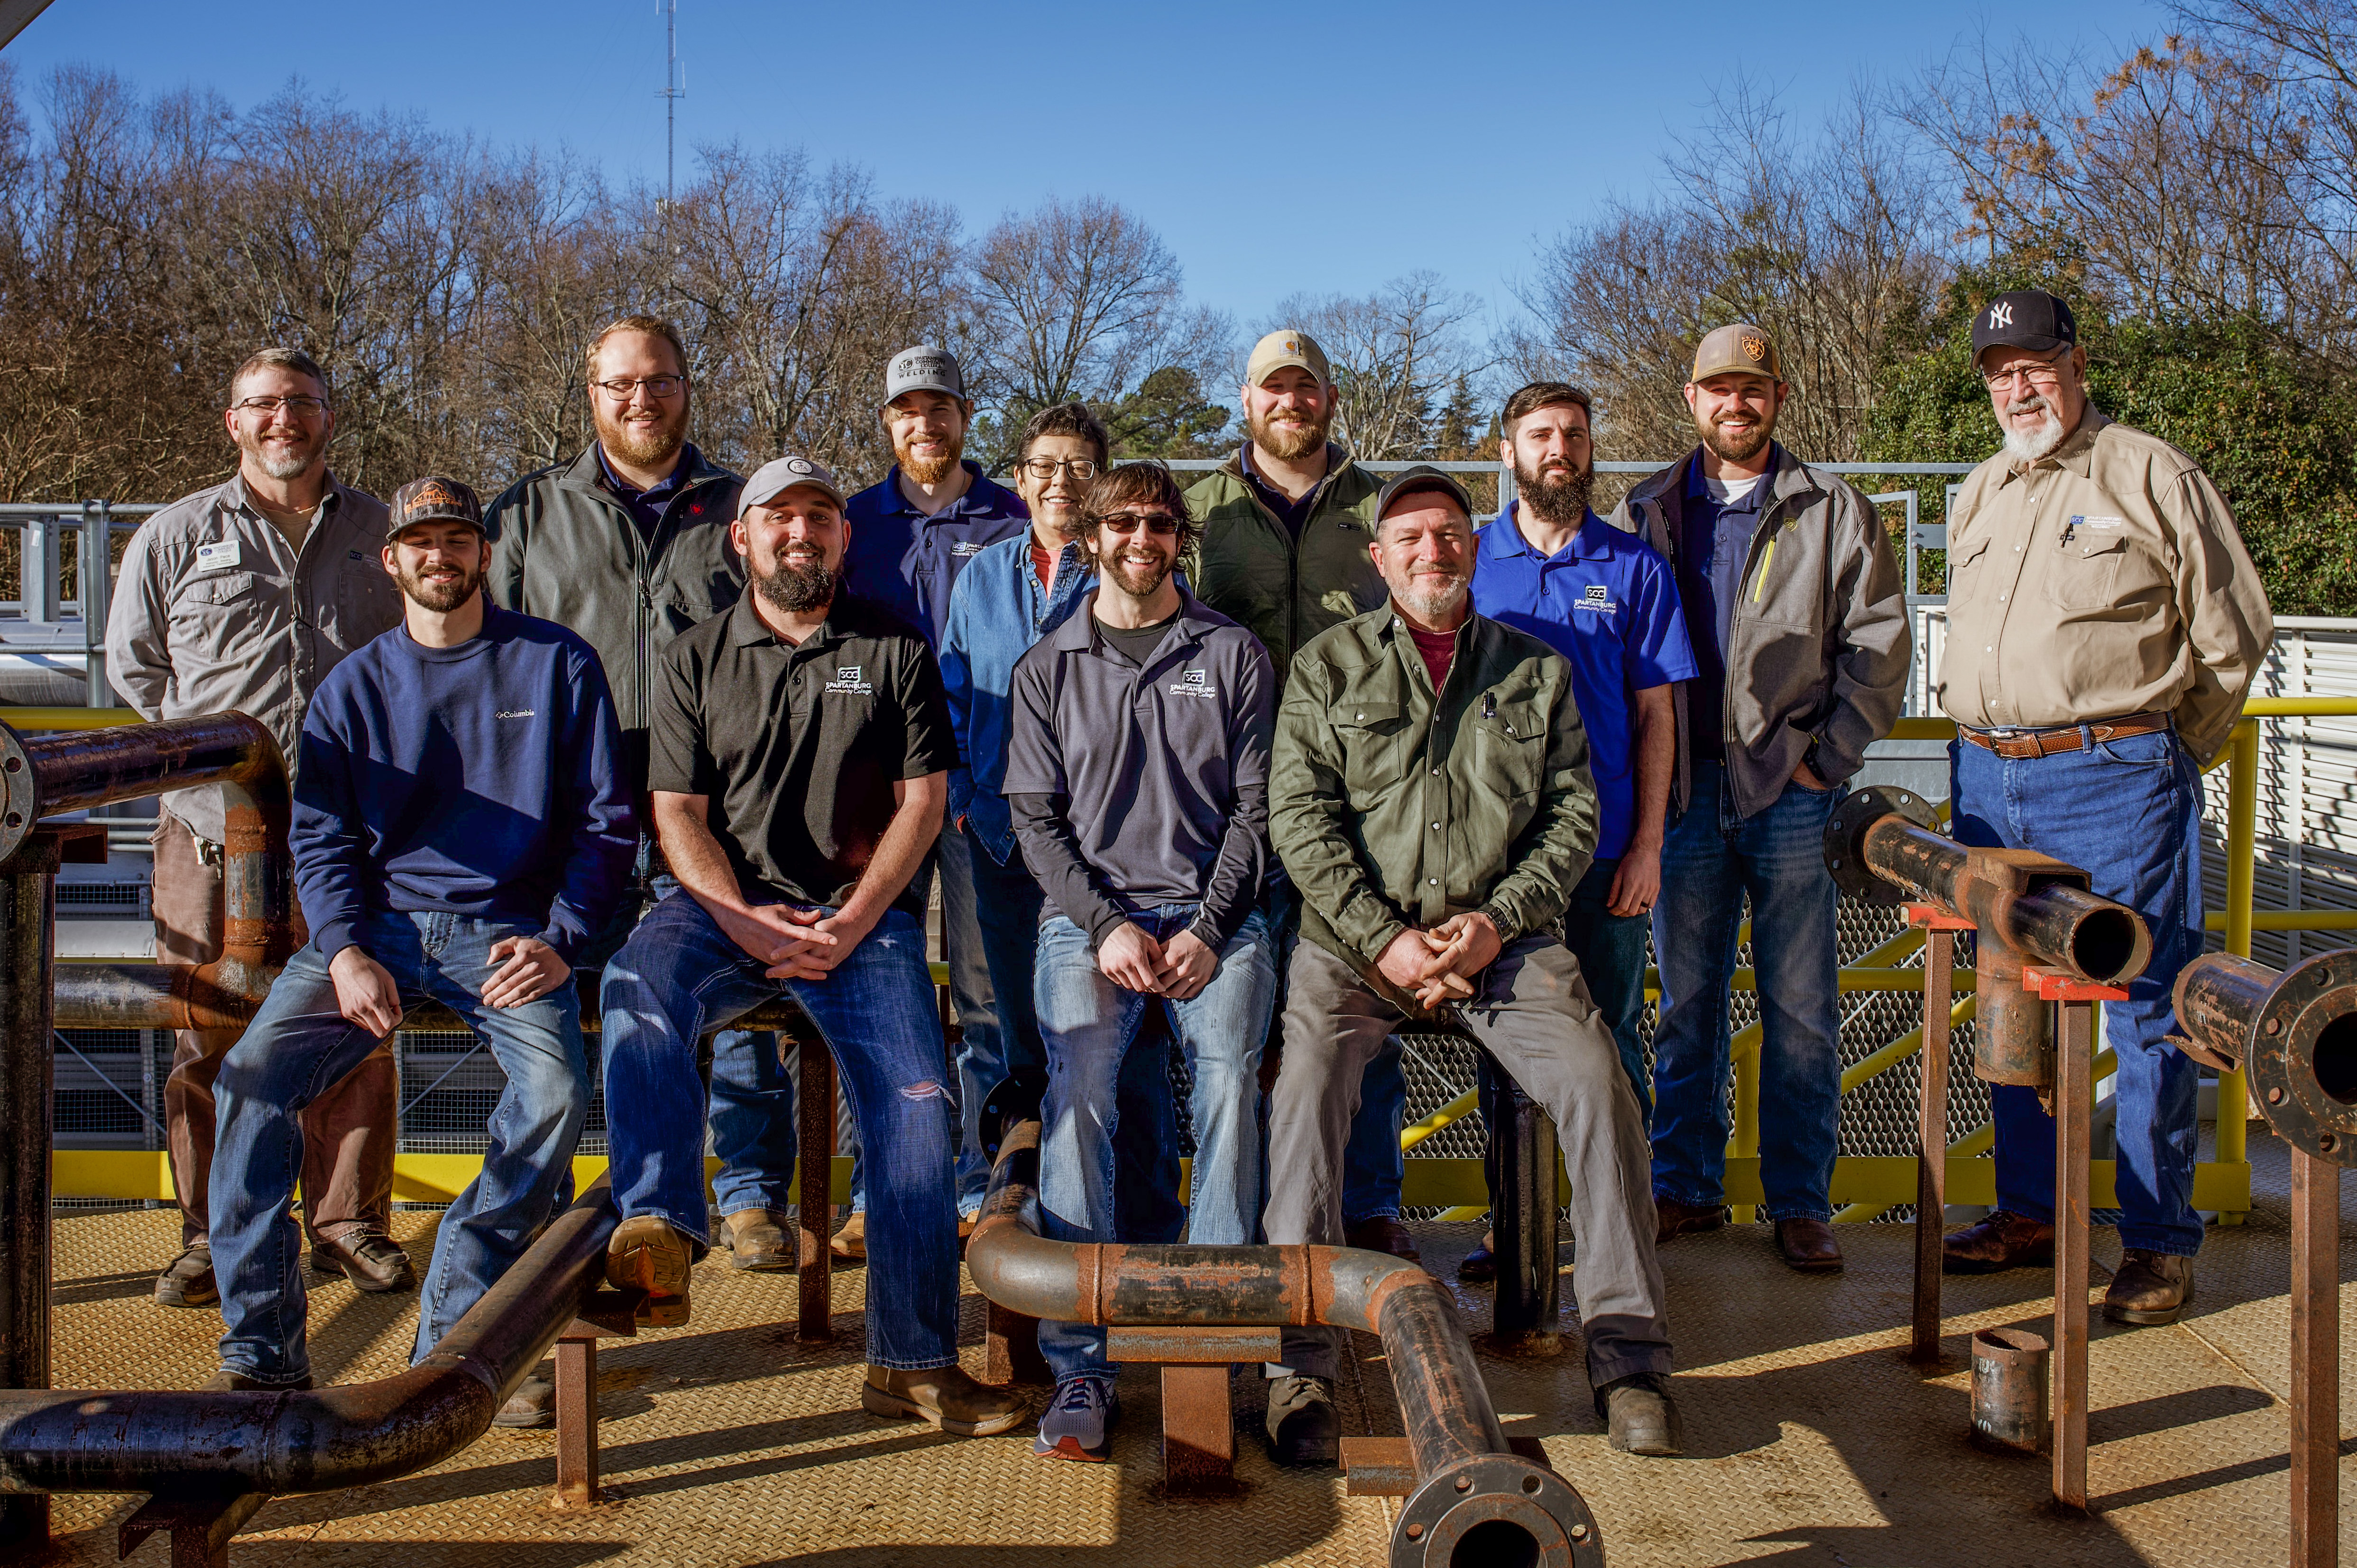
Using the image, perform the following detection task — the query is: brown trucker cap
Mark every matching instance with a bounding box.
[1690,323,1783,384]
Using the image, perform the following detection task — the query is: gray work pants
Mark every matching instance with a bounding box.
[1263,935,1673,1389]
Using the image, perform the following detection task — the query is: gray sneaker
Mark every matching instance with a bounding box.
[1265,1374,1338,1467]
[1033,1375,1117,1462]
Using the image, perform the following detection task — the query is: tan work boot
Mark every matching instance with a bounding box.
[830,1209,867,1260]
[607,1214,693,1327]
[2104,1250,2194,1326]
[722,1209,795,1272]
[861,1364,1027,1437]
[1941,1209,2054,1275]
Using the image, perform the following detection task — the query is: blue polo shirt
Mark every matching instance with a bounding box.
[1472,505,1698,861]
[842,459,1029,649]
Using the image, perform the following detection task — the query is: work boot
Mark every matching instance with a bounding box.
[1033,1375,1118,1462]
[2104,1250,2195,1326]
[310,1230,418,1293]
[494,1360,557,1429]
[830,1210,867,1261]
[1344,1215,1421,1265]
[1773,1217,1844,1273]
[1595,1373,1682,1457]
[154,1243,218,1309]
[202,1369,313,1393]
[1265,1374,1339,1467]
[607,1214,693,1327]
[722,1209,795,1273]
[1941,1210,2054,1275]
[1457,1230,1498,1284]
[1654,1198,1727,1246]
[861,1364,1027,1437]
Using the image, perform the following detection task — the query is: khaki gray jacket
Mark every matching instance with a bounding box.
[1271,603,1597,1014]
[1608,447,1910,820]
[106,473,401,843]
[1185,442,1386,679]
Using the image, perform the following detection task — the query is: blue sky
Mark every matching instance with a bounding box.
[8,1,2171,333]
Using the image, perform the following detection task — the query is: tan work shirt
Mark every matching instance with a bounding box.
[105,473,402,842]
[1937,409,2273,766]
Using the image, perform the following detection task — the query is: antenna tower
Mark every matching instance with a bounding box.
[659,0,685,203]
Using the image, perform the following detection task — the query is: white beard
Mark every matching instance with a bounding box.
[1396,577,1469,623]
[2000,398,2068,465]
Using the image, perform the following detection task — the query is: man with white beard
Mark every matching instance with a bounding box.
[108,347,409,1311]
[1935,290,2272,1324]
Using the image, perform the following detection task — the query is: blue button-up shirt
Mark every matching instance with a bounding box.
[1675,449,1775,764]
[842,459,1029,648]
[1472,505,1698,860]
[939,530,1095,863]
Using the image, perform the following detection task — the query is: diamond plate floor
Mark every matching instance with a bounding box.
[26,1130,2357,1568]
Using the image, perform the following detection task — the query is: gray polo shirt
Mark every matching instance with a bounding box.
[1004,591,1275,951]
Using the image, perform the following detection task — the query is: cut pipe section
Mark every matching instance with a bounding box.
[2175,950,2357,1167]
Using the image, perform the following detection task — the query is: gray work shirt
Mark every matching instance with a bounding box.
[1003,591,1275,951]
[105,473,401,843]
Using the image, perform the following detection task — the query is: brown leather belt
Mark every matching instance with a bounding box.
[1957,710,2171,761]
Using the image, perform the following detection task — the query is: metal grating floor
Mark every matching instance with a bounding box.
[31,1132,2357,1568]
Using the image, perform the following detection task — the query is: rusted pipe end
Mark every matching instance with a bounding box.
[2194,949,2357,1168]
[1391,1454,1603,1568]
[0,720,33,864]
[1823,786,1941,905]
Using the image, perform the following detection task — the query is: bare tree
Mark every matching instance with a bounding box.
[1264,272,1486,460]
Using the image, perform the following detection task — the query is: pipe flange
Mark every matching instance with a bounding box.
[2248,947,2357,1169]
[0,719,33,867]
[1392,1455,1602,1568]
[1823,784,1940,905]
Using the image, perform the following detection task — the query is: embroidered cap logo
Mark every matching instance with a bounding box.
[1988,302,2014,331]
[1740,334,1767,364]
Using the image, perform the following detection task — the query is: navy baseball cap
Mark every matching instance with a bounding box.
[1970,290,2078,358]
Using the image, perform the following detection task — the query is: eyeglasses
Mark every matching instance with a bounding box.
[1981,355,2067,392]
[594,375,687,400]
[1018,456,1101,482]
[1096,511,1179,537]
[233,395,327,416]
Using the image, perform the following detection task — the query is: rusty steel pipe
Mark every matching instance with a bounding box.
[968,1121,1603,1568]
[1827,786,2153,1088]
[0,1174,618,1497]
[2174,950,2357,1167]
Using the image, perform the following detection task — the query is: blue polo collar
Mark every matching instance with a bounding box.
[1488,502,1614,563]
[877,458,1011,520]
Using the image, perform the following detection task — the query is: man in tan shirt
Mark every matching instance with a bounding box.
[107,347,410,1311]
[1933,290,2273,1323]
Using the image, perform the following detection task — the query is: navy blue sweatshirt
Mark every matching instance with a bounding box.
[292,603,638,966]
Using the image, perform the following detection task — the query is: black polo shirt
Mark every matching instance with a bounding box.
[647,592,954,917]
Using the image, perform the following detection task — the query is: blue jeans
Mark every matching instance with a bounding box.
[1567,858,1655,1119]
[1036,907,1277,1383]
[1650,761,1843,1220]
[952,823,1050,1215]
[1952,729,2206,1256]
[601,893,960,1367]
[211,913,589,1384]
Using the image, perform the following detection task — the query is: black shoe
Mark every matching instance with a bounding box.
[494,1360,558,1429]
[202,1369,314,1393]
[1595,1373,1682,1457]
[1457,1231,1497,1284]
[1344,1215,1421,1265]
[155,1243,218,1309]
[1265,1374,1338,1467]
[310,1230,417,1293]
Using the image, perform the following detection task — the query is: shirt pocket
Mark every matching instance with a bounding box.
[2044,532,2161,613]
[1330,699,1407,800]
[1946,534,1994,603]
[1474,701,1549,799]
[170,570,258,627]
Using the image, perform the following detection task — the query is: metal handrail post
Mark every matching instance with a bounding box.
[2216,718,2259,1189]
[78,501,112,708]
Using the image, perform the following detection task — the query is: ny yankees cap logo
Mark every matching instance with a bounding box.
[1988,302,2014,330]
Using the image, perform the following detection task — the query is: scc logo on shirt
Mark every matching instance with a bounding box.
[824,665,875,696]
[1166,668,1219,699]
[1571,583,1618,616]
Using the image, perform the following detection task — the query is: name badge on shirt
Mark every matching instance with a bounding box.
[194,540,242,574]
[950,541,986,557]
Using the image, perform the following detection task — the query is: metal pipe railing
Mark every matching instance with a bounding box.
[966,1119,1602,1568]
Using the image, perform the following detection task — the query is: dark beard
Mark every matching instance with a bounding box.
[396,563,481,614]
[1696,413,1771,467]
[755,557,835,614]
[1516,457,1595,526]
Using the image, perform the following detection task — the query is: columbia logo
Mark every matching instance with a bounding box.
[496,709,536,719]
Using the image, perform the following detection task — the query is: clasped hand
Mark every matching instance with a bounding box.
[718,901,876,981]
[1097,922,1219,999]
[1375,911,1503,1009]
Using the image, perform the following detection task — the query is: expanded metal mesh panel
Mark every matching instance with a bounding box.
[51,1029,160,1150]
[395,1030,611,1156]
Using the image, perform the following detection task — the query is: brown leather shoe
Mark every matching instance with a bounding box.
[1344,1215,1421,1264]
[722,1209,795,1272]
[1773,1217,1844,1273]
[2104,1250,2194,1326]
[830,1210,867,1261]
[310,1230,418,1293]
[607,1214,693,1327]
[1456,1231,1498,1283]
[861,1364,1028,1437]
[154,1243,218,1309]
[1654,1198,1727,1245]
[1942,1210,2055,1275]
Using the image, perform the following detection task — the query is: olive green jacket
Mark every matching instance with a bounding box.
[1271,603,1598,1010]
[1184,443,1386,679]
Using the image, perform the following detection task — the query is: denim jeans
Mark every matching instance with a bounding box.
[951,822,1050,1215]
[601,893,960,1367]
[1952,729,2207,1256]
[1650,761,1843,1220]
[1036,907,1277,1383]
[210,912,589,1384]
[1566,858,1655,1119]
